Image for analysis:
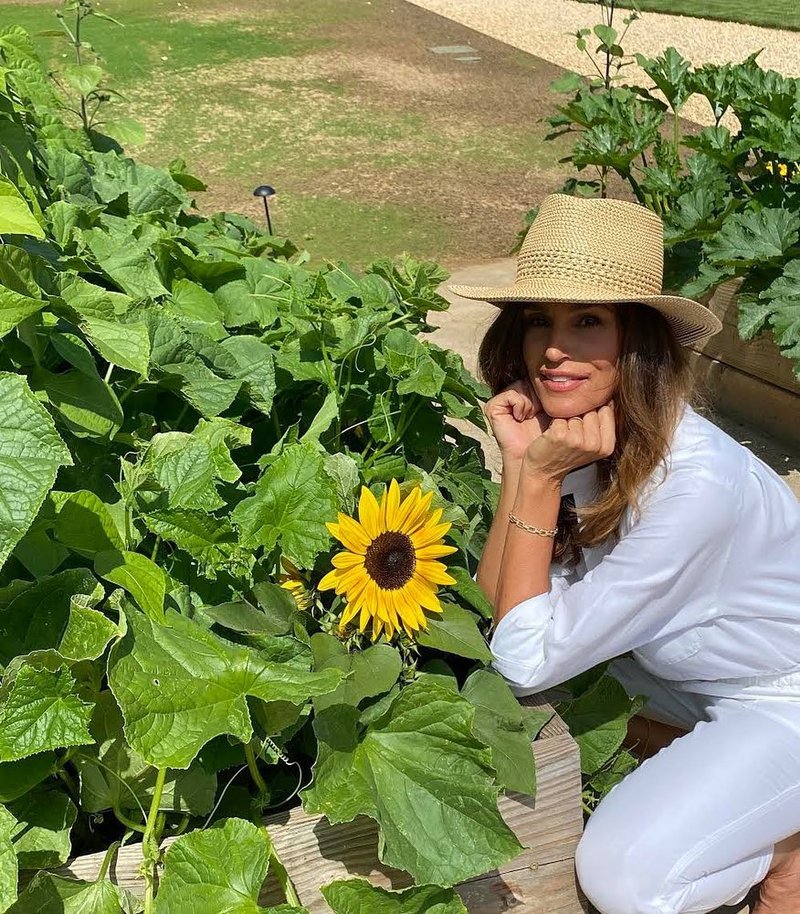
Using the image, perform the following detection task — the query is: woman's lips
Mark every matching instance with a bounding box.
[540,377,588,393]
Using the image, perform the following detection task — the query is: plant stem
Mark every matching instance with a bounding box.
[245,741,268,795]
[113,803,146,834]
[150,535,161,563]
[98,841,121,882]
[267,837,301,907]
[104,362,113,383]
[142,767,168,914]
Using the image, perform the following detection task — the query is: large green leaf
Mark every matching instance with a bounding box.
[0,374,71,570]
[0,568,110,665]
[29,367,124,440]
[7,870,137,914]
[95,551,165,624]
[310,634,402,713]
[380,329,446,397]
[321,880,467,914]
[51,490,127,557]
[705,208,800,266]
[0,177,44,238]
[0,755,53,803]
[8,785,75,869]
[461,670,552,796]
[416,604,491,661]
[232,442,339,568]
[559,674,643,776]
[0,662,94,762]
[0,805,17,914]
[154,817,280,914]
[75,692,216,818]
[303,680,522,886]
[108,608,344,768]
[58,275,150,376]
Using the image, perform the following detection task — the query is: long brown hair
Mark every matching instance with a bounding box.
[477,302,708,566]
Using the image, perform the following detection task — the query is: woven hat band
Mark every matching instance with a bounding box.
[516,249,663,297]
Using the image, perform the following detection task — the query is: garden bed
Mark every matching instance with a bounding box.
[56,695,589,913]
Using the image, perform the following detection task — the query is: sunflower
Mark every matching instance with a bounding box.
[318,479,458,640]
[277,556,312,611]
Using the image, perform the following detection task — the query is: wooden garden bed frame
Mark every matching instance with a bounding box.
[55,693,589,913]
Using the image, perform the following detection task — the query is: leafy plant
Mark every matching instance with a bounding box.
[0,16,643,913]
[518,0,800,381]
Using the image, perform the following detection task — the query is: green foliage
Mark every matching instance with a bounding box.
[0,16,591,913]
[321,879,468,913]
[528,0,800,380]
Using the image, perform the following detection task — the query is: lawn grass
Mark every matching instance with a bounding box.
[575,0,800,32]
[0,0,570,269]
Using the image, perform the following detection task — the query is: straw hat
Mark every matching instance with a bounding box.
[448,193,723,347]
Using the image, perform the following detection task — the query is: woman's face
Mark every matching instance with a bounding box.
[520,301,621,419]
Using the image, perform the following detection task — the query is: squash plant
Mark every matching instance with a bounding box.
[520,0,800,382]
[0,18,639,914]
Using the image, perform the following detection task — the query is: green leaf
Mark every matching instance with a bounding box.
[8,785,75,869]
[58,275,150,376]
[416,604,491,661]
[108,607,343,768]
[153,817,272,914]
[0,177,44,238]
[143,510,251,579]
[0,805,17,914]
[95,551,166,623]
[0,662,94,762]
[76,692,217,818]
[461,670,552,796]
[0,755,54,804]
[83,228,169,299]
[304,680,522,886]
[218,336,276,415]
[232,442,339,568]
[559,674,640,776]
[321,879,467,914]
[8,870,135,914]
[448,567,493,619]
[52,490,126,557]
[380,329,445,397]
[29,367,124,440]
[103,116,147,147]
[0,374,71,570]
[0,568,107,665]
[62,63,104,95]
[310,634,402,713]
[705,208,800,266]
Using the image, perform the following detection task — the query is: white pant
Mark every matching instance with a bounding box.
[575,657,800,914]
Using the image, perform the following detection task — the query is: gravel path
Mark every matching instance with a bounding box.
[406,0,800,128]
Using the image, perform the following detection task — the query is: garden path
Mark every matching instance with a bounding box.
[406,0,800,129]
[423,260,800,501]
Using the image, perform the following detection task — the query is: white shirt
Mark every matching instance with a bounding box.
[489,402,800,700]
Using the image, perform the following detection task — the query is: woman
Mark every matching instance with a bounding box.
[451,193,800,914]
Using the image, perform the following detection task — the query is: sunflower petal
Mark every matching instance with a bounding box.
[337,514,372,554]
[415,543,459,560]
[404,489,436,533]
[339,599,360,628]
[357,485,382,540]
[317,568,342,591]
[411,522,453,549]
[394,486,421,532]
[331,551,365,569]
[384,478,402,530]
[407,575,443,613]
[416,560,457,586]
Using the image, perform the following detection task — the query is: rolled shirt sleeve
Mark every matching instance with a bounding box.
[489,472,737,693]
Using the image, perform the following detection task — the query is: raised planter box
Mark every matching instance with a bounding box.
[54,694,588,913]
[690,278,800,450]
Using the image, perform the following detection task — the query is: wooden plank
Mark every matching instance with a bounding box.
[55,701,585,913]
[693,278,800,396]
[687,350,800,449]
[457,857,589,914]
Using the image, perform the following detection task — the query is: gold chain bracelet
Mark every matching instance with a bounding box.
[508,511,558,538]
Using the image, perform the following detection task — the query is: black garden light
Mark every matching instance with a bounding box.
[253,184,276,235]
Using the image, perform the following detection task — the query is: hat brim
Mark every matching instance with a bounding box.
[447,282,723,348]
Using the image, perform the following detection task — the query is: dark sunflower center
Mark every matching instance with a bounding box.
[364,531,416,590]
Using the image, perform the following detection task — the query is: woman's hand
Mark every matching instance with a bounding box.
[523,401,617,483]
[483,378,551,463]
